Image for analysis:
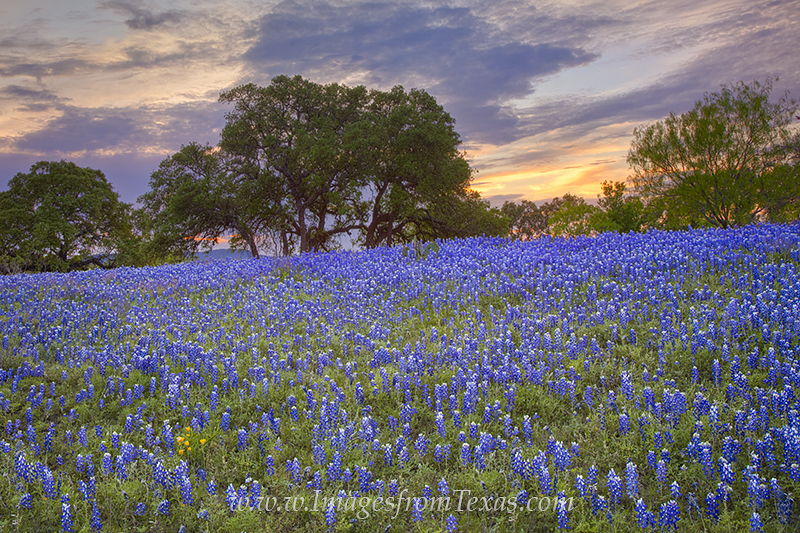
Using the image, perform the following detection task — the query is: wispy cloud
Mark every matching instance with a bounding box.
[101,1,183,31]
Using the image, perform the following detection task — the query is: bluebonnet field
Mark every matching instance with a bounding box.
[2,223,800,532]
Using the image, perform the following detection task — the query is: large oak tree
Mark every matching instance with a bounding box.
[0,161,131,272]
[144,75,505,256]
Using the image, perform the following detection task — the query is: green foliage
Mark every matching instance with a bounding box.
[0,160,132,273]
[219,76,369,254]
[216,75,503,252]
[138,142,275,260]
[547,194,600,236]
[593,181,644,233]
[628,77,800,228]
[501,199,547,240]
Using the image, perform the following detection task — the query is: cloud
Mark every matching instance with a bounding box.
[0,58,96,79]
[7,97,225,156]
[14,108,141,153]
[243,1,598,144]
[481,192,524,206]
[0,85,66,111]
[0,42,227,80]
[101,1,182,31]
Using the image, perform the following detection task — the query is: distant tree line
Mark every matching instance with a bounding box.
[1,76,797,273]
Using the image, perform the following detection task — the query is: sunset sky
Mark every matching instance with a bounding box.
[1,0,797,207]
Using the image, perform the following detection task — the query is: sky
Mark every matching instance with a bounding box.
[1,0,798,207]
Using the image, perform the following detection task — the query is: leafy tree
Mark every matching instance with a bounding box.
[138,142,274,260]
[590,181,644,233]
[414,189,508,242]
[628,77,800,228]
[215,75,504,252]
[501,199,547,239]
[547,194,600,236]
[357,86,485,247]
[761,134,800,222]
[0,160,131,272]
[219,76,369,253]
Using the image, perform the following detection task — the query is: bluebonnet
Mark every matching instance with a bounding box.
[179,473,193,506]
[384,443,393,466]
[157,499,170,516]
[539,465,553,496]
[225,484,238,512]
[706,492,719,523]
[658,500,680,531]
[552,439,571,471]
[619,412,630,435]
[42,467,57,499]
[18,492,32,509]
[325,500,336,529]
[90,500,102,530]
[415,433,429,457]
[460,443,470,465]
[719,456,735,484]
[102,453,113,476]
[446,513,458,532]
[438,477,449,496]
[625,461,638,500]
[61,494,73,532]
[656,460,668,491]
[591,493,608,516]
[670,481,681,500]
[412,498,424,522]
[575,474,587,499]
[436,412,446,437]
[750,511,763,532]
[635,498,652,528]
[620,371,634,400]
[556,491,570,529]
[607,468,622,506]
[587,464,598,486]
[399,446,409,466]
[434,443,450,463]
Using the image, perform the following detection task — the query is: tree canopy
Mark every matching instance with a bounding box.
[589,181,645,233]
[0,161,131,273]
[628,77,800,228]
[141,75,506,257]
[137,142,273,259]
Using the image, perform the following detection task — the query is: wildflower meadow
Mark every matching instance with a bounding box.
[2,223,800,532]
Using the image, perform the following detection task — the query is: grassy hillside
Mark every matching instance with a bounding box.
[1,224,799,532]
